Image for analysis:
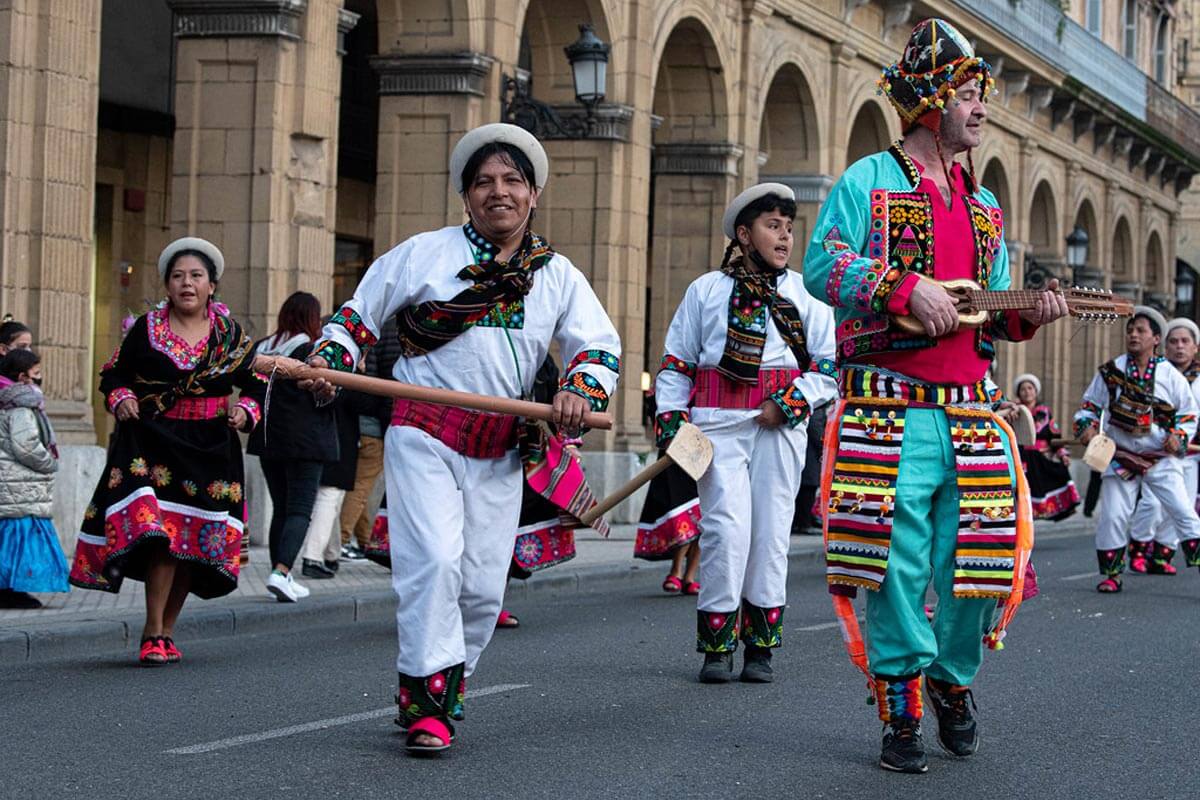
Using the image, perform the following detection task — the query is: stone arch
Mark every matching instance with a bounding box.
[651,17,732,143]
[518,0,614,106]
[1073,196,1099,264]
[757,63,820,175]
[980,158,1012,219]
[1145,228,1165,289]
[1112,215,1134,279]
[846,100,892,166]
[376,0,483,54]
[1027,180,1059,257]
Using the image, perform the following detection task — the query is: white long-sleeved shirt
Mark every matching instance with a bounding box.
[655,269,837,422]
[316,225,621,408]
[1075,353,1199,455]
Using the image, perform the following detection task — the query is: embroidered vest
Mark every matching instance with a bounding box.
[837,145,1006,363]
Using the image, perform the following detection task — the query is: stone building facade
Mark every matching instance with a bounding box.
[3,0,1200,527]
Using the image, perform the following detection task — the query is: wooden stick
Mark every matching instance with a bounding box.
[254,354,613,430]
[579,455,673,526]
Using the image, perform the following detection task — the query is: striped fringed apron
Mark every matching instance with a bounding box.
[821,367,1035,690]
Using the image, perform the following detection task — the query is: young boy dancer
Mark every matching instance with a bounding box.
[654,183,837,684]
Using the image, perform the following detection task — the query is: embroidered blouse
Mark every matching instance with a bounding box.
[1074,353,1199,457]
[654,268,838,444]
[802,143,1036,386]
[313,225,621,412]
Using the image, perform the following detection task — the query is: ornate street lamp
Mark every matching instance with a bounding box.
[1066,225,1089,274]
[501,24,611,138]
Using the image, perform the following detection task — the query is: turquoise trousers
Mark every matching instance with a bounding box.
[865,407,1010,685]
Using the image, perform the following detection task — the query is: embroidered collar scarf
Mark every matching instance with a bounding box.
[396,223,554,357]
[716,255,811,384]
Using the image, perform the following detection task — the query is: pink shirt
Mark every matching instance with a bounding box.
[872,160,1034,385]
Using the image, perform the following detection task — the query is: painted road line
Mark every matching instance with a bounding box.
[1061,572,1098,581]
[166,683,531,755]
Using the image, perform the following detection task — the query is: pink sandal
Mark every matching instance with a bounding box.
[662,575,683,593]
[1096,576,1122,593]
[496,609,520,629]
[405,716,454,755]
[683,580,700,595]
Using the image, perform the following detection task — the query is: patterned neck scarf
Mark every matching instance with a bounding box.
[140,310,256,417]
[396,224,554,357]
[716,255,811,384]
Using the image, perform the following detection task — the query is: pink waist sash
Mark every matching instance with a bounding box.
[162,396,229,421]
[391,398,518,459]
[692,368,801,409]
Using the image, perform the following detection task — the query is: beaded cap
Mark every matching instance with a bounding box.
[878,19,994,132]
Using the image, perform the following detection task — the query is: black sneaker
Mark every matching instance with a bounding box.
[323,559,340,573]
[925,677,979,757]
[740,646,774,683]
[0,589,42,609]
[341,544,367,561]
[880,719,929,773]
[698,652,734,683]
[301,558,336,579]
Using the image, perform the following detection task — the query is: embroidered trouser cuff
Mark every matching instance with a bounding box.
[873,673,923,723]
[696,609,739,653]
[396,663,466,726]
[741,600,784,648]
[1096,548,1126,577]
[1182,538,1200,567]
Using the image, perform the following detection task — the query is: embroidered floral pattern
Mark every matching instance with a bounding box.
[396,662,467,726]
[696,609,739,653]
[146,302,211,370]
[769,384,811,428]
[474,300,526,329]
[182,480,198,497]
[654,410,690,449]
[811,357,837,378]
[312,339,353,372]
[561,371,609,412]
[151,465,172,488]
[659,353,697,381]
[129,458,149,477]
[198,521,228,559]
[236,397,262,428]
[331,306,378,349]
[84,503,97,520]
[565,349,620,375]
[107,468,123,489]
[741,602,784,648]
[107,387,137,415]
[514,533,543,566]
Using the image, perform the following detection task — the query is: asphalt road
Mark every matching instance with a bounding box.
[4,530,1198,800]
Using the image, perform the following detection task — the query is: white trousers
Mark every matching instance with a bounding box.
[1129,459,1199,548]
[301,486,346,563]
[385,425,523,677]
[693,408,807,613]
[1096,457,1200,551]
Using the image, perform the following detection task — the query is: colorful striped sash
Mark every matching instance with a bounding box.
[693,368,802,409]
[391,399,518,458]
[162,396,229,421]
[823,367,1024,601]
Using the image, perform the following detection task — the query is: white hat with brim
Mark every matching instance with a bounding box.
[722,182,796,240]
[449,123,549,194]
[1132,305,1169,338]
[1012,373,1041,397]
[158,237,225,282]
[1166,317,1200,344]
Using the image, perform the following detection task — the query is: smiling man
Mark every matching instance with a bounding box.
[307,123,620,755]
[803,19,1068,774]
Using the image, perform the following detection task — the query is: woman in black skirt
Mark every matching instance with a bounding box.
[1014,373,1080,520]
[70,238,266,665]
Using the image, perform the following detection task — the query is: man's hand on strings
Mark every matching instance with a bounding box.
[1020,278,1070,326]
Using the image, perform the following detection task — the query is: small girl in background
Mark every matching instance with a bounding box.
[0,349,66,608]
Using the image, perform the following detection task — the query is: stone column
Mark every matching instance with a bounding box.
[0,0,103,443]
[168,0,357,336]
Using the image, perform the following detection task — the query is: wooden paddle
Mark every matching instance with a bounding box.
[579,422,713,526]
[253,354,614,430]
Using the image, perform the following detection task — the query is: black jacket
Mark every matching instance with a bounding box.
[321,387,376,490]
[365,316,404,429]
[246,340,338,463]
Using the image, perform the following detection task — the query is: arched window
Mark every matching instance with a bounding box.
[1155,15,1170,84]
[1123,0,1139,60]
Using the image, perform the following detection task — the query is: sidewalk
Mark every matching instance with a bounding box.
[0,516,1095,664]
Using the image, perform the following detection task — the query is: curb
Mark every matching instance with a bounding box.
[0,521,1095,666]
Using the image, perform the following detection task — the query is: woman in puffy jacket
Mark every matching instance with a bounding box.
[0,348,65,608]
